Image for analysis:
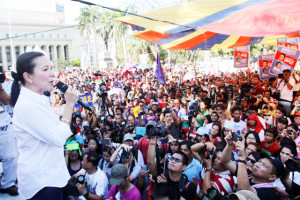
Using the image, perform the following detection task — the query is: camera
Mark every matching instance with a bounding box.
[225,85,234,100]
[257,94,263,99]
[146,121,167,137]
[76,175,85,184]
[199,150,216,160]
[206,187,231,200]
[98,115,105,123]
[121,150,132,160]
[126,124,134,133]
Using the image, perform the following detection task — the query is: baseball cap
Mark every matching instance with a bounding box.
[260,152,284,177]
[123,133,134,141]
[229,190,260,200]
[110,164,128,185]
[196,127,208,136]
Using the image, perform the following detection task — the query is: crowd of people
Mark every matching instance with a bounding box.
[1,51,300,200]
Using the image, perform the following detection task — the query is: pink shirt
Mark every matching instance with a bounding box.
[107,185,142,200]
[294,136,300,158]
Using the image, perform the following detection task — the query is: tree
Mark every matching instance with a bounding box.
[55,58,71,69]
[72,58,81,67]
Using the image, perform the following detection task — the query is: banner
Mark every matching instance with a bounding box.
[277,37,299,49]
[234,46,249,68]
[277,38,286,47]
[258,54,275,80]
[285,37,299,49]
[269,46,300,76]
[155,52,166,84]
[75,94,93,109]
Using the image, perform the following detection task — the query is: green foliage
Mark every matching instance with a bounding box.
[55,58,71,69]
[72,58,81,67]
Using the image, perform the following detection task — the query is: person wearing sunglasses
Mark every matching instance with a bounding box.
[147,136,196,200]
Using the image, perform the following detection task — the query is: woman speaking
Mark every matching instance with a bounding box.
[11,52,79,200]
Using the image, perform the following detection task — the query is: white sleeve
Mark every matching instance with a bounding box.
[95,171,108,196]
[18,105,72,147]
[137,150,145,167]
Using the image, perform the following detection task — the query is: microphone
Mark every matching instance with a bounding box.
[56,81,92,111]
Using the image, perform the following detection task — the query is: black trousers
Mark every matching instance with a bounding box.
[28,187,63,200]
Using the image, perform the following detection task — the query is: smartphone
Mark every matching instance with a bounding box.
[83,144,89,148]
[100,139,111,145]
[232,132,242,142]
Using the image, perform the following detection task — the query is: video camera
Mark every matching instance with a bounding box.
[206,187,231,200]
[146,121,167,137]
[97,87,108,98]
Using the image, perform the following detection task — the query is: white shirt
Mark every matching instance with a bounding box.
[77,167,109,199]
[226,119,247,134]
[13,87,72,199]
[278,78,295,101]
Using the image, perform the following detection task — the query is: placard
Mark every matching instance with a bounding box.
[234,46,249,68]
[258,54,275,80]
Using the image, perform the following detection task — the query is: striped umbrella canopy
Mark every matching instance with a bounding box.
[116,0,300,50]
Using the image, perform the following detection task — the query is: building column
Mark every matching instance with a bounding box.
[53,45,58,61]
[20,45,24,55]
[59,46,64,60]
[45,45,50,59]
[1,46,8,71]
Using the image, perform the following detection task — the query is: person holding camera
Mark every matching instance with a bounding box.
[72,152,109,199]
[273,69,295,115]
[235,137,284,200]
[0,69,18,196]
[191,142,234,199]
[147,135,197,200]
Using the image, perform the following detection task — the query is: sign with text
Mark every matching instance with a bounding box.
[258,54,275,80]
[270,46,300,76]
[277,37,299,49]
[75,94,93,109]
[234,46,249,68]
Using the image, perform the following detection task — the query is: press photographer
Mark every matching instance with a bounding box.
[273,69,295,115]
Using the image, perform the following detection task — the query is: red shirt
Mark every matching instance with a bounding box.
[261,140,280,156]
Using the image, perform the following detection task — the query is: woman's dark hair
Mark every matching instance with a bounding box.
[204,114,212,124]
[99,146,113,170]
[11,52,45,107]
[279,137,296,149]
[276,104,287,116]
[275,145,297,161]
[212,123,222,136]
[86,136,100,154]
[245,131,261,146]
[278,117,288,125]
[248,151,261,162]
[287,124,299,132]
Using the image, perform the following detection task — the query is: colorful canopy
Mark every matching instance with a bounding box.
[116,0,300,50]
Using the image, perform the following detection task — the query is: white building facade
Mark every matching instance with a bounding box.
[0,4,82,71]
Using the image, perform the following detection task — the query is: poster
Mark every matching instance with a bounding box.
[269,46,300,76]
[234,46,249,68]
[277,38,286,47]
[277,37,299,49]
[75,94,93,109]
[258,54,275,80]
[285,37,299,49]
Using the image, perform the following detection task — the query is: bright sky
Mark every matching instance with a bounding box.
[4,0,183,24]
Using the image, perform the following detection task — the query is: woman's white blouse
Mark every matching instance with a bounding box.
[13,87,72,199]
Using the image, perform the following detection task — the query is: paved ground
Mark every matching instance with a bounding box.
[0,162,25,200]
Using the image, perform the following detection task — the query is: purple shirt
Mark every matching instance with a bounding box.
[107,185,142,200]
